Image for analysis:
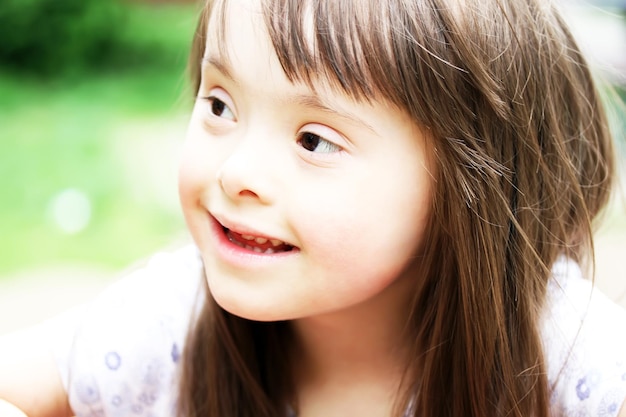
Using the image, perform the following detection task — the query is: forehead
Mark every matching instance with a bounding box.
[204,0,262,61]
[203,0,305,96]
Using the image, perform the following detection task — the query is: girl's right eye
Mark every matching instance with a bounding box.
[207,97,235,120]
[198,88,236,122]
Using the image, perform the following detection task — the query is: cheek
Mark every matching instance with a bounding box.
[177,149,203,207]
[177,130,217,232]
[177,162,205,247]
[293,175,432,287]
[177,122,219,204]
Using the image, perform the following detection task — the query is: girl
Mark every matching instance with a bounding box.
[1,0,626,416]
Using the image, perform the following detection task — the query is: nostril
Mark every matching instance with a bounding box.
[216,160,270,203]
[238,190,258,198]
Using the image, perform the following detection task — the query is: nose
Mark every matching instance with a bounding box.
[216,139,276,205]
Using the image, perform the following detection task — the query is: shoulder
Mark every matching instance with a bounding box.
[53,244,205,416]
[542,258,626,417]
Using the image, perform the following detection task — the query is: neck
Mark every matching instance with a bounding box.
[287,273,417,417]
[290,271,415,386]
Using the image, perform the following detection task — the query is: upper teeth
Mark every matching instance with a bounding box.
[240,234,284,247]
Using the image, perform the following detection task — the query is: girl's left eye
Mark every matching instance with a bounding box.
[297,132,342,153]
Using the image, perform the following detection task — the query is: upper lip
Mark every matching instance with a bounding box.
[211,212,295,247]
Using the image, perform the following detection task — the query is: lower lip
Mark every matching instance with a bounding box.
[208,214,298,267]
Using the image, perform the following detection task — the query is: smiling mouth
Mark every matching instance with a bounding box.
[223,227,296,254]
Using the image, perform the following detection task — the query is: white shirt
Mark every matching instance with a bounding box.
[48,245,626,416]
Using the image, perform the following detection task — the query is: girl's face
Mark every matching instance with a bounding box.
[179,0,435,322]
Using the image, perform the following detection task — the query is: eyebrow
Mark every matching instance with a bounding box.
[201,53,377,134]
[202,54,235,83]
[291,95,377,134]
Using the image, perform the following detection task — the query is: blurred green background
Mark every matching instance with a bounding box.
[0,0,200,277]
[0,0,624,282]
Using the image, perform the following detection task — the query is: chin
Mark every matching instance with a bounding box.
[207,284,290,322]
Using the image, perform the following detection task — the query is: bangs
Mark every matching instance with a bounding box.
[261,0,422,104]
[259,0,471,126]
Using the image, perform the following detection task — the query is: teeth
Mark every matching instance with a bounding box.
[243,244,274,254]
[239,234,282,245]
[226,229,289,253]
[240,233,285,247]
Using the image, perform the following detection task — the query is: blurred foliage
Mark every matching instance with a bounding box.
[0,1,199,276]
[0,0,120,74]
[0,0,199,76]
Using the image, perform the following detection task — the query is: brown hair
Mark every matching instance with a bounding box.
[179,0,615,416]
